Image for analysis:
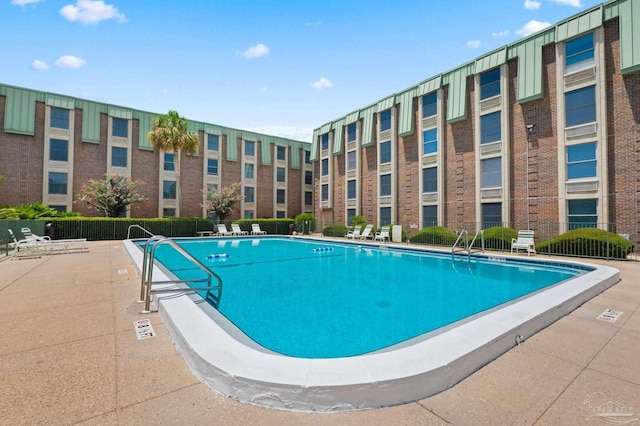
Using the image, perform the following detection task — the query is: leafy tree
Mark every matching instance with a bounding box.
[146,110,199,215]
[76,174,148,217]
[201,183,244,222]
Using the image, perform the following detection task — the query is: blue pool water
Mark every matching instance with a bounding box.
[145,237,582,359]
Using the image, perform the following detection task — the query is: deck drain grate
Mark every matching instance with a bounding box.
[134,319,155,339]
[597,309,623,323]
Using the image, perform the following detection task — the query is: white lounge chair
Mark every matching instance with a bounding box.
[345,226,362,239]
[9,228,87,255]
[8,229,43,251]
[359,224,374,240]
[216,224,232,236]
[231,224,249,236]
[374,226,391,243]
[511,230,536,255]
[251,223,267,235]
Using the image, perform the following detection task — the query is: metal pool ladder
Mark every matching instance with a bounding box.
[452,229,485,261]
[138,235,223,313]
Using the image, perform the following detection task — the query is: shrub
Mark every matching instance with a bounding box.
[350,215,367,226]
[234,218,295,235]
[293,213,316,235]
[409,226,458,246]
[482,226,518,251]
[536,228,634,259]
[322,224,348,237]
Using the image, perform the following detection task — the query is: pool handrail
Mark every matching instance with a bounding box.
[127,224,155,240]
[140,236,223,313]
[468,230,485,260]
[452,229,468,257]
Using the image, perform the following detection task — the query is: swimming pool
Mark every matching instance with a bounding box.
[143,238,581,358]
[124,236,619,411]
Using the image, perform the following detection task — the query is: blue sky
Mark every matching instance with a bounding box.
[2,0,599,142]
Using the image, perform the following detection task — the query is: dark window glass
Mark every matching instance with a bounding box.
[321,158,329,176]
[481,111,501,144]
[277,189,286,204]
[164,153,175,171]
[277,167,286,182]
[481,157,502,188]
[380,174,392,196]
[422,167,437,193]
[321,134,329,151]
[244,186,254,203]
[567,142,596,179]
[112,146,127,167]
[380,207,392,226]
[422,129,437,155]
[245,141,255,156]
[568,199,597,229]
[48,172,67,194]
[321,184,328,201]
[566,32,594,72]
[305,151,312,164]
[347,123,357,142]
[566,86,596,127]
[50,107,69,129]
[207,158,218,175]
[347,180,356,199]
[162,208,176,217]
[207,134,219,151]
[112,118,128,138]
[245,163,254,179]
[277,146,286,161]
[380,109,391,132]
[163,180,176,199]
[380,140,391,164]
[305,170,313,185]
[49,138,68,162]
[480,68,500,100]
[422,92,437,118]
[347,151,357,170]
[482,202,502,228]
[422,205,438,227]
[305,191,313,205]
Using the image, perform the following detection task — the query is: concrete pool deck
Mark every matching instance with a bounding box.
[1,240,639,424]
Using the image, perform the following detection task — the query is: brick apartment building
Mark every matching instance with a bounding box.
[311,0,640,240]
[0,84,313,220]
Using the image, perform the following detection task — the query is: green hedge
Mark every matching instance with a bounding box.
[482,226,518,251]
[536,228,634,259]
[409,226,458,246]
[322,224,348,237]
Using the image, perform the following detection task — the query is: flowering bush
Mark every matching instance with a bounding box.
[201,183,244,222]
[76,174,148,217]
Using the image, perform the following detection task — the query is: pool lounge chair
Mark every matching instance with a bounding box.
[231,224,249,236]
[374,226,391,243]
[359,224,374,240]
[8,229,43,251]
[345,227,362,239]
[215,224,232,236]
[511,230,536,256]
[9,229,88,256]
[251,224,267,235]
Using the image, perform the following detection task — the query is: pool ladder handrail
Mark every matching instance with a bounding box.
[139,235,223,313]
[452,229,485,260]
[127,224,155,240]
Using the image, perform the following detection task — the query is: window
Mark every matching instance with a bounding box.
[422,92,437,118]
[321,158,329,176]
[568,199,597,228]
[305,191,313,205]
[480,68,501,100]
[49,138,68,162]
[305,170,313,185]
[112,118,128,138]
[244,186,254,203]
[422,205,437,227]
[380,174,392,196]
[163,180,176,199]
[380,140,391,164]
[305,151,312,164]
[112,146,127,167]
[422,129,437,155]
[276,211,286,218]
[277,167,286,182]
[482,202,502,228]
[481,157,502,188]
[50,205,67,213]
[277,189,286,204]
[321,133,329,151]
[245,140,255,156]
[422,167,437,193]
[380,109,391,132]
[50,107,69,129]
[321,184,329,201]
[207,158,218,175]
[207,134,219,151]
[347,209,356,224]
[245,163,254,179]
[347,180,356,199]
[347,123,357,142]
[277,146,286,161]
[380,207,392,226]
[567,142,596,179]
[162,208,176,217]
[347,151,356,171]
[244,210,254,219]
[48,172,67,194]
[164,153,175,171]
[481,111,501,144]
[566,32,594,74]
[566,86,596,127]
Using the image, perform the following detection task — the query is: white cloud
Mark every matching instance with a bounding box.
[11,0,44,5]
[524,0,541,10]
[516,20,551,37]
[55,55,86,68]
[248,126,314,142]
[60,0,127,24]
[548,0,583,6]
[492,30,510,38]
[310,77,333,90]
[238,43,270,59]
[31,59,48,70]
[467,40,481,49]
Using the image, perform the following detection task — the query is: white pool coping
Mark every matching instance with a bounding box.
[123,239,620,412]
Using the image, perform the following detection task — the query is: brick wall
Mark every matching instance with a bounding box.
[397,98,420,227]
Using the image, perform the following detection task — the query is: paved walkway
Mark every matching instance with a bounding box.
[1,241,638,425]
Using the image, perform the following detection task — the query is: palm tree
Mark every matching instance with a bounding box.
[147,110,199,215]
